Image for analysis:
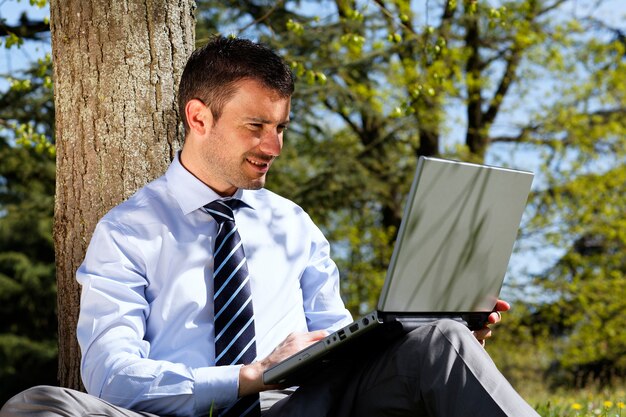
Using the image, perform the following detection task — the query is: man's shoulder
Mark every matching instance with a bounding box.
[244,188,307,217]
[241,189,326,241]
[100,175,172,227]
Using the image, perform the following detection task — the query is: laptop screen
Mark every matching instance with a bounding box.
[378,157,534,313]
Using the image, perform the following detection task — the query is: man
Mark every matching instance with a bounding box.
[0,36,539,417]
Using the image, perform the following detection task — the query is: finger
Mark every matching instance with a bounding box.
[494,299,511,312]
[273,331,328,359]
[488,310,502,324]
[284,330,327,343]
[307,329,329,341]
[473,327,492,341]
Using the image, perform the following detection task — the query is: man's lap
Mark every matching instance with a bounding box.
[270,319,537,417]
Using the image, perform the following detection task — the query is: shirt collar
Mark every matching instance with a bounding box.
[166,152,255,215]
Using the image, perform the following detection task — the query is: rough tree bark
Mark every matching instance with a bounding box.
[50,0,195,390]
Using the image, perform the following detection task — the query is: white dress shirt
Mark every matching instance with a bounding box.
[76,154,353,416]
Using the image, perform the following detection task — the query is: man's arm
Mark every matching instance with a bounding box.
[77,220,240,416]
[298,219,353,331]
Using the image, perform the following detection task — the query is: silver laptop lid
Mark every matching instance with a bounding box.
[378,157,534,313]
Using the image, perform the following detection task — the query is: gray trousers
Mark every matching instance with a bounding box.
[0,320,539,417]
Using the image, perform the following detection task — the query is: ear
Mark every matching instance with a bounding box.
[185,99,213,136]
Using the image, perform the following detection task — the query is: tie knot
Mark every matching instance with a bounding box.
[204,199,242,224]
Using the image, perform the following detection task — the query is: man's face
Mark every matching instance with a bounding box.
[198,79,291,196]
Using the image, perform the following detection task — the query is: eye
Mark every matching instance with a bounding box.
[277,124,289,133]
[247,123,263,131]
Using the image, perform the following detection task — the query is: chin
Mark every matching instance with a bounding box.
[242,180,265,190]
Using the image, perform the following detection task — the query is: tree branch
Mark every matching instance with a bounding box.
[322,97,362,137]
[483,48,521,126]
[236,0,285,34]
[0,12,49,40]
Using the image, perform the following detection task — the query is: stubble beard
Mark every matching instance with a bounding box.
[240,151,274,190]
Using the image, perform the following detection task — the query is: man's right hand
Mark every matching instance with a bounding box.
[238,330,328,396]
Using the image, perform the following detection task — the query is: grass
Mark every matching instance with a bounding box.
[528,386,626,417]
[206,384,626,416]
[535,399,625,417]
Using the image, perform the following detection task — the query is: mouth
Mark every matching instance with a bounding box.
[246,156,273,173]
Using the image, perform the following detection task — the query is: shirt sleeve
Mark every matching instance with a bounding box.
[76,220,238,417]
[299,217,354,332]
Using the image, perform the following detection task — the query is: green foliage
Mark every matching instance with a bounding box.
[0,135,57,403]
[2,32,23,48]
[1,2,56,401]
[0,334,57,396]
[527,166,626,387]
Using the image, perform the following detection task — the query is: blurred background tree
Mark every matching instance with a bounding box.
[0,0,625,403]
[0,0,55,402]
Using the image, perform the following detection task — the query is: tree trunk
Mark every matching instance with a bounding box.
[50,0,195,391]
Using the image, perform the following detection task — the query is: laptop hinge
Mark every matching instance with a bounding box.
[382,312,490,331]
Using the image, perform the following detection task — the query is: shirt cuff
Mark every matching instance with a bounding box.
[192,364,242,414]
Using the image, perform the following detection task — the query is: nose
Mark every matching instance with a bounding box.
[259,130,283,157]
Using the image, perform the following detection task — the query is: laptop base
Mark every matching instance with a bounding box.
[263,311,491,386]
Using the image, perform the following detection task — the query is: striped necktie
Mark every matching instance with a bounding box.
[204,199,261,417]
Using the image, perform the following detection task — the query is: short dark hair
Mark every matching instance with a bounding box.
[178,36,295,134]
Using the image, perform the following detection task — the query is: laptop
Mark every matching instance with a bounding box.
[263,156,534,385]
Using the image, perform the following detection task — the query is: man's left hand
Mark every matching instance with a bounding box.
[473,299,510,347]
